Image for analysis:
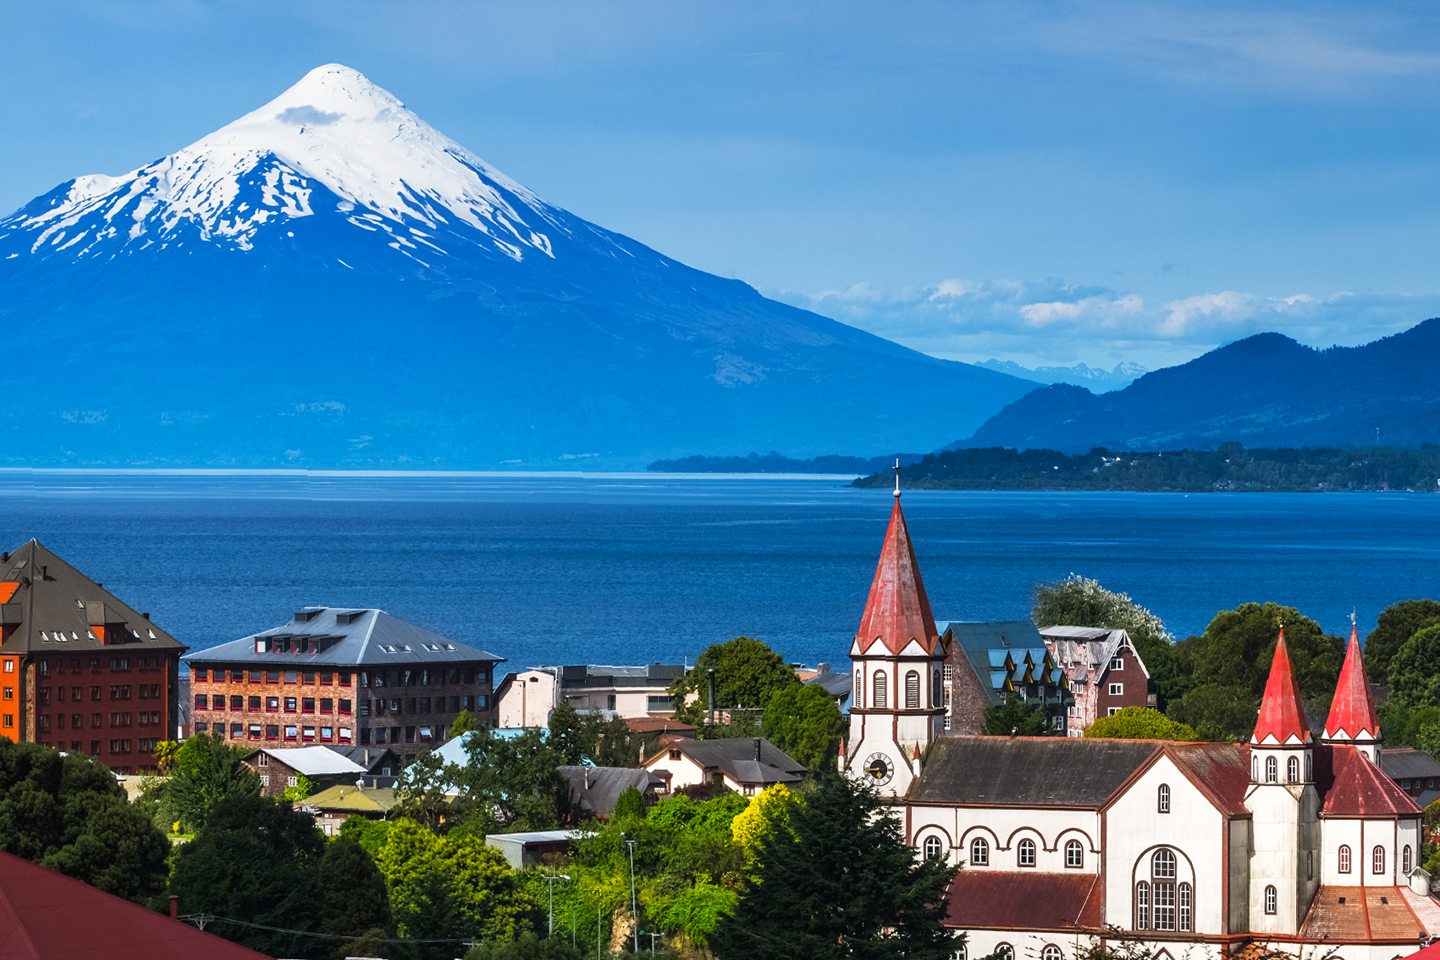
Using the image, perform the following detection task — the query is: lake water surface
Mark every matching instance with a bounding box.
[0,471,1435,671]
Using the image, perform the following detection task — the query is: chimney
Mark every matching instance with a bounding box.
[169,895,179,921]
[753,737,761,762]
[142,612,150,621]
[817,662,830,674]
[584,768,590,790]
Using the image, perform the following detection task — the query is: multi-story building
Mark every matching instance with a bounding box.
[1039,625,1152,736]
[184,606,503,762]
[0,540,185,774]
[495,663,686,727]
[938,620,1074,735]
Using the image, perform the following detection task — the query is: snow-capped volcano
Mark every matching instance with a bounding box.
[0,65,1033,469]
[3,64,579,271]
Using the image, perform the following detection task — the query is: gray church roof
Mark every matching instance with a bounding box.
[911,736,1159,807]
[183,607,504,668]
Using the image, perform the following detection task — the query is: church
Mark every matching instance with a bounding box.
[843,486,1435,959]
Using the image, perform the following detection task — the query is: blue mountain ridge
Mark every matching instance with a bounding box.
[954,322,1440,453]
[0,66,1034,470]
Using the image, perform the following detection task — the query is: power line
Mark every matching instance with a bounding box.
[179,913,478,945]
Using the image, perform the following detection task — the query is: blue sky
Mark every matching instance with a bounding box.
[3,1,1439,370]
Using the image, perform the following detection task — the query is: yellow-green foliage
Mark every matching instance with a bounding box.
[379,819,533,943]
[730,784,801,864]
[1084,706,1197,741]
[646,881,738,947]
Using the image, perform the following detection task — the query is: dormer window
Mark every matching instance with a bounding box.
[1110,657,1124,670]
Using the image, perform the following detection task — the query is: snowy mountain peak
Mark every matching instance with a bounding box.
[1,64,569,271]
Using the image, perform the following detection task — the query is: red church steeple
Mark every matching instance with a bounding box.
[1251,626,1311,746]
[1324,623,1380,743]
[853,481,941,657]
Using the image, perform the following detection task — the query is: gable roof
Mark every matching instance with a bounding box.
[321,744,401,773]
[644,737,805,784]
[941,621,1062,705]
[1325,625,1381,742]
[853,497,941,657]
[0,539,186,656]
[1165,742,1252,817]
[943,871,1102,932]
[1039,626,1151,683]
[1317,744,1422,818]
[243,745,367,777]
[0,850,269,960]
[1380,746,1440,782]
[184,607,504,668]
[911,736,1158,807]
[1251,626,1310,746]
[303,784,397,814]
[558,766,665,817]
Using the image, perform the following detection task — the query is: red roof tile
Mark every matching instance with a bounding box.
[944,871,1102,931]
[0,850,271,959]
[1168,742,1252,816]
[1325,625,1381,742]
[1300,886,1426,942]
[1318,744,1422,818]
[854,497,941,656]
[1252,626,1310,746]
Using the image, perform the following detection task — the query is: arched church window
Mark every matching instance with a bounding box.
[954,947,966,960]
[1151,849,1178,931]
[905,671,920,709]
[1265,756,1277,782]
[1373,845,1386,875]
[1135,881,1150,930]
[872,672,887,710]
[1042,946,1062,960]
[1153,848,1176,879]
[1018,839,1036,867]
[1066,840,1083,868]
[1307,851,1313,880]
[1339,845,1351,874]
[1178,883,1192,932]
[1404,844,1414,874]
[1252,755,1259,781]
[853,670,862,709]
[970,837,989,865]
[1157,784,1170,813]
[1306,754,1312,780]
[924,836,943,861]
[1288,756,1299,782]
[1264,884,1277,915]
[933,670,943,708]
[995,945,1014,960]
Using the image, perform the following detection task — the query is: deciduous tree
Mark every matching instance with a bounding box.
[1390,624,1440,710]
[1084,707,1197,741]
[166,731,261,829]
[983,693,1050,736]
[761,683,843,774]
[318,836,392,959]
[669,637,800,724]
[1367,599,1440,685]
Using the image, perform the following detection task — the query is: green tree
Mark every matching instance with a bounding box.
[394,750,467,832]
[465,932,584,960]
[319,836,393,959]
[983,693,1050,736]
[451,709,485,740]
[1175,602,1342,702]
[0,740,168,902]
[1031,574,1185,710]
[762,683,843,775]
[1367,600,1440,685]
[670,637,801,724]
[1084,707,1197,741]
[457,727,570,831]
[339,815,395,858]
[1403,706,1440,748]
[730,784,801,868]
[166,732,261,829]
[168,794,327,957]
[1391,623,1440,710]
[283,772,314,802]
[548,698,599,765]
[1166,684,1259,742]
[710,773,961,960]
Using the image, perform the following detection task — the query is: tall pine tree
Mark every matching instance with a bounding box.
[711,772,961,960]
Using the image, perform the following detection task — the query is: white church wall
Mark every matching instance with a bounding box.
[1246,775,1316,936]
[907,803,1100,873]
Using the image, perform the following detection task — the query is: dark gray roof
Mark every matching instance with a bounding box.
[940,621,1049,706]
[182,607,504,668]
[660,737,806,783]
[911,736,1159,807]
[558,766,665,817]
[1380,747,1440,782]
[322,744,401,774]
[806,669,853,700]
[0,539,186,655]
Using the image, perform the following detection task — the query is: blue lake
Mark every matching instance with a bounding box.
[0,471,1436,671]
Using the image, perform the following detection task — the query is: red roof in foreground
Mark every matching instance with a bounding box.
[854,497,940,657]
[943,871,1102,932]
[1251,626,1310,746]
[1317,744,1422,818]
[0,851,270,960]
[1325,625,1381,742]
[1299,886,1437,942]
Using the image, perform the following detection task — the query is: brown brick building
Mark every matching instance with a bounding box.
[0,540,185,773]
[184,607,503,763]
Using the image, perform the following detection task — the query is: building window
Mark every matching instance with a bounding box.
[2,661,12,673]
[1264,884,1277,915]
[1042,947,1062,960]
[1111,657,1124,670]
[853,671,863,709]
[1135,881,1150,930]
[1373,845,1386,875]
[1066,840,1083,868]
[994,946,1013,960]
[954,947,966,960]
[195,694,208,710]
[1158,784,1170,813]
[1107,707,1120,715]
[1151,848,1178,931]
[1153,848,1176,879]
[1404,844,1413,874]
[1178,882,1192,932]
[924,836,943,861]
[1018,838,1036,867]
[970,837,989,865]
[1339,845,1351,873]
[287,776,298,788]
[872,672,887,710]
[1308,851,1314,880]
[1287,756,1299,782]
[933,670,942,707]
[905,671,920,709]
[1265,756,1277,783]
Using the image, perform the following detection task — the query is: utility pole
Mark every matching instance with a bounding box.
[626,837,640,953]
[648,932,661,953]
[707,668,715,727]
[542,873,570,936]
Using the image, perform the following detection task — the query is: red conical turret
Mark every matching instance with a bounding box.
[853,495,941,656]
[1251,626,1311,745]
[1324,624,1380,742]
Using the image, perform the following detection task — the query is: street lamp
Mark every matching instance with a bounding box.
[542,873,570,936]
[625,837,640,953]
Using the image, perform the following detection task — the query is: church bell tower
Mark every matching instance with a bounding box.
[844,464,946,798]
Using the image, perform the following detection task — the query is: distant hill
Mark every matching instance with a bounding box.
[974,359,1147,393]
[955,321,1440,453]
[0,65,1034,470]
[648,451,926,474]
